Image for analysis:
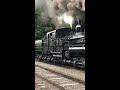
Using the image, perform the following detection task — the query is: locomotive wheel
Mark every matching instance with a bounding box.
[76,58,85,68]
[80,58,85,68]
[51,57,54,63]
[47,55,51,62]
[70,60,74,66]
[56,58,58,63]
[53,58,56,63]
[41,56,45,61]
[73,61,77,67]
[66,60,71,65]
[46,58,50,62]
[59,60,62,64]
[44,57,47,61]
[36,54,39,59]
[61,60,64,65]
[55,60,57,63]
[57,60,59,64]
[38,55,42,61]
[62,59,66,65]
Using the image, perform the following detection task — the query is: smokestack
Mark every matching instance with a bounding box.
[76,24,81,32]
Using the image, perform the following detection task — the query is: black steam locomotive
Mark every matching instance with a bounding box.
[35,24,85,68]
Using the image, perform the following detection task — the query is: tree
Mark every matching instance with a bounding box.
[35,8,55,40]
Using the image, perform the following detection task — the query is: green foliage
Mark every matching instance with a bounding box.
[35,8,55,40]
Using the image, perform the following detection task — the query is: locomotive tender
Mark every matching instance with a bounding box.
[35,24,85,68]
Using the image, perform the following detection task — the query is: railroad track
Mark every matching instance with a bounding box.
[36,59,85,71]
[35,58,85,69]
[35,65,85,90]
[35,75,60,90]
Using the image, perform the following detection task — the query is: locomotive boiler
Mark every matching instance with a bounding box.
[35,24,85,68]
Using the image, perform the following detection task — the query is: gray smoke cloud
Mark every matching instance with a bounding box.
[35,0,85,29]
[35,0,45,9]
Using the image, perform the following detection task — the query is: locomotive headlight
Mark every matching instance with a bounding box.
[81,38,85,42]
[81,39,83,42]
[79,39,84,42]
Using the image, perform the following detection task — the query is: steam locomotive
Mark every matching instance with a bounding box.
[35,24,85,68]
